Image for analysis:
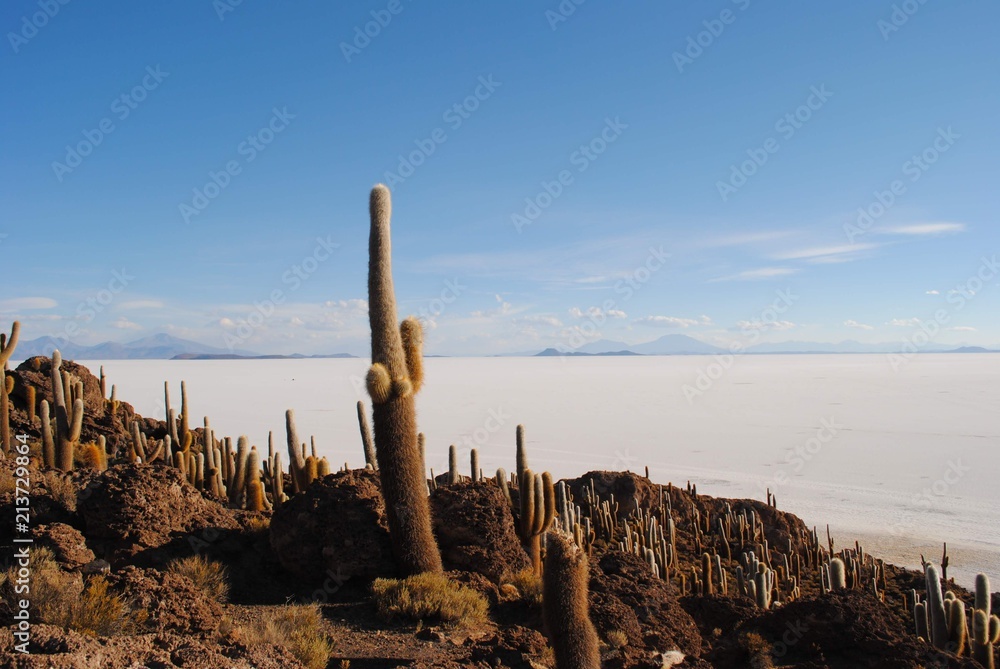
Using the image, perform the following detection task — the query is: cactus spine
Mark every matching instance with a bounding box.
[364,184,442,575]
[542,530,600,669]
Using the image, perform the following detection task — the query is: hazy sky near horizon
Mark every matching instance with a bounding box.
[2,1,998,356]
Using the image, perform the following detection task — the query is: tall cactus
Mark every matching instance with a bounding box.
[542,530,600,669]
[50,351,83,472]
[973,573,997,668]
[925,564,948,649]
[519,469,556,576]
[0,321,19,456]
[365,184,442,575]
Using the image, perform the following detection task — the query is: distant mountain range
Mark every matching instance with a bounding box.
[13,333,355,361]
[9,332,997,361]
[528,334,998,357]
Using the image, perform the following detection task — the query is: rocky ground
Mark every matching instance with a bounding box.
[0,357,997,668]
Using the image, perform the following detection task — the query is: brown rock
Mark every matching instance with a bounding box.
[77,464,238,562]
[106,566,222,635]
[269,468,395,582]
[431,481,530,582]
[31,524,94,570]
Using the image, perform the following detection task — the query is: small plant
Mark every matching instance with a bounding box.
[42,470,77,511]
[371,572,488,626]
[167,554,230,603]
[740,632,775,669]
[605,629,628,650]
[502,567,543,607]
[72,576,146,637]
[239,604,334,669]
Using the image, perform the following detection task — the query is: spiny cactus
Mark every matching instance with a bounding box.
[702,552,714,595]
[830,557,847,590]
[50,351,84,472]
[542,530,600,669]
[39,400,55,468]
[515,424,527,482]
[519,469,556,576]
[973,573,997,668]
[925,564,948,649]
[470,448,480,483]
[0,321,19,456]
[364,184,442,575]
[245,447,266,512]
[357,400,377,470]
[285,409,310,492]
[26,385,36,424]
[947,597,968,657]
[448,444,459,485]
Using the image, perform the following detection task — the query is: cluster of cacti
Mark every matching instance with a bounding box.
[972,574,999,667]
[284,409,329,493]
[363,184,442,575]
[0,321,19,457]
[542,530,601,669]
[40,350,85,471]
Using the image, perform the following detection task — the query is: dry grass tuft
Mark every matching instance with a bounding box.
[501,567,542,607]
[167,554,230,603]
[42,470,77,511]
[605,629,628,649]
[238,604,334,669]
[1,548,143,636]
[371,572,488,627]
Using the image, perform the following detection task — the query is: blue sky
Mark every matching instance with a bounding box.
[2,1,997,355]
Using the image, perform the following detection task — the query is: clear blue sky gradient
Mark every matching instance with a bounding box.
[2,1,998,355]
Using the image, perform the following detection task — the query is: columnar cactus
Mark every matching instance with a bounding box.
[39,401,55,468]
[973,573,998,668]
[0,321,20,456]
[925,564,948,649]
[519,469,555,576]
[356,400,377,470]
[830,557,847,590]
[542,530,600,669]
[702,552,714,595]
[50,351,84,472]
[448,444,459,484]
[364,184,442,575]
[285,409,309,492]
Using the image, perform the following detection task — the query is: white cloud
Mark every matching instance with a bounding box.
[925,290,940,295]
[879,222,966,236]
[694,230,799,248]
[118,299,164,310]
[773,243,880,262]
[709,267,799,282]
[569,306,627,320]
[700,314,713,325]
[844,320,874,331]
[513,315,563,327]
[0,297,58,311]
[472,295,513,318]
[889,318,921,327]
[737,320,796,331]
[111,316,142,330]
[634,316,700,328]
[949,326,977,332]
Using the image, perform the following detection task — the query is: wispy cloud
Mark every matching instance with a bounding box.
[569,306,627,319]
[111,316,142,330]
[118,299,165,310]
[737,319,796,331]
[709,267,798,282]
[925,290,940,295]
[0,297,58,311]
[949,326,977,332]
[513,314,563,327]
[889,318,921,327]
[878,222,966,236]
[693,230,800,249]
[773,243,880,262]
[844,319,874,330]
[634,315,700,328]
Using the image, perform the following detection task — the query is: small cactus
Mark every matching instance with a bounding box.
[830,557,847,590]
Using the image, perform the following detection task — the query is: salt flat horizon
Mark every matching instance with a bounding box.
[56,352,999,588]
